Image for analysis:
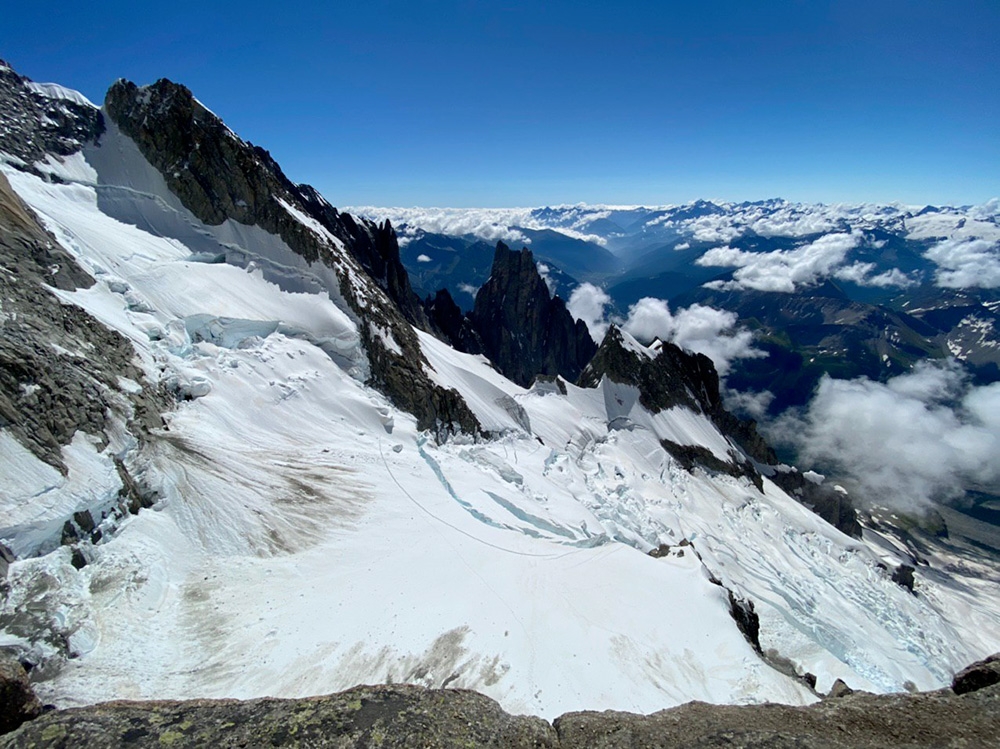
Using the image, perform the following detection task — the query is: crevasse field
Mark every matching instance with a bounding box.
[2,111,999,720]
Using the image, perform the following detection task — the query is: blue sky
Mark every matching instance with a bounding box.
[3,1,997,207]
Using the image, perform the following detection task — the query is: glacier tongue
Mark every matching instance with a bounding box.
[2,114,1000,721]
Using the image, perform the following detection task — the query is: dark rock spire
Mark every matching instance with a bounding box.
[468,242,597,387]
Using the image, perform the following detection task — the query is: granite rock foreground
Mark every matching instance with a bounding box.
[3,671,1000,748]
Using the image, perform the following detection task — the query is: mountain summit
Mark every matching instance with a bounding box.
[469,242,597,387]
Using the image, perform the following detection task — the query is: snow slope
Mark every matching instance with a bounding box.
[2,100,1000,721]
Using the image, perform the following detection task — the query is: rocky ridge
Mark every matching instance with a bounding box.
[2,670,999,748]
[0,60,104,178]
[0,172,163,472]
[102,77,477,438]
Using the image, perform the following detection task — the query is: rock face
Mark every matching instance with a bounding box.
[553,684,1000,749]
[580,327,721,414]
[0,59,104,177]
[468,242,597,387]
[103,77,478,438]
[0,653,42,735]
[727,590,762,654]
[0,170,165,474]
[4,682,1000,747]
[891,563,916,593]
[952,653,1000,695]
[299,191,429,330]
[0,544,13,589]
[424,288,483,355]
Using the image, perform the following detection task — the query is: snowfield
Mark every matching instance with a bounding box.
[2,112,1000,720]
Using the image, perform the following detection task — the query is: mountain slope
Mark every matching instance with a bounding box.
[100,76,476,438]
[0,61,998,722]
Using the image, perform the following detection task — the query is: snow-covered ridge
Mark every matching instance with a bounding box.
[25,81,96,109]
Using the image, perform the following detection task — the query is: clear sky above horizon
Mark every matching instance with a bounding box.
[2,1,997,208]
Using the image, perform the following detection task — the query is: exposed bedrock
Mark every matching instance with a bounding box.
[3,670,1000,747]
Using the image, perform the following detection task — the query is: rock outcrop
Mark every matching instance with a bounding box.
[579,327,721,414]
[0,685,555,747]
[553,683,1000,748]
[0,59,104,177]
[4,680,1000,747]
[0,653,42,735]
[103,77,478,438]
[424,288,483,355]
[468,242,596,386]
[764,466,863,539]
[0,170,165,474]
[952,653,1000,695]
[580,327,764,486]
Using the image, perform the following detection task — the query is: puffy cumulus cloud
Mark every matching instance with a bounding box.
[689,216,743,243]
[833,262,916,288]
[969,197,1000,221]
[567,283,612,342]
[697,232,862,293]
[770,360,1000,511]
[621,298,765,376]
[416,254,432,263]
[749,210,840,238]
[924,237,1000,289]
[457,283,479,299]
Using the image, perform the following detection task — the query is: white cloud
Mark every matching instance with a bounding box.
[346,206,612,247]
[770,360,1000,510]
[724,388,775,420]
[542,228,609,246]
[750,212,840,238]
[924,237,1000,289]
[347,206,532,245]
[621,298,765,376]
[697,232,862,292]
[416,254,432,263]
[689,216,743,243]
[833,262,916,288]
[567,283,611,342]
[969,197,1000,221]
[536,262,555,294]
[458,283,479,299]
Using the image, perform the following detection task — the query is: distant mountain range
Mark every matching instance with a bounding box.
[354,201,1000,413]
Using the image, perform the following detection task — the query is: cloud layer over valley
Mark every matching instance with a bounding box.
[768,360,1000,511]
